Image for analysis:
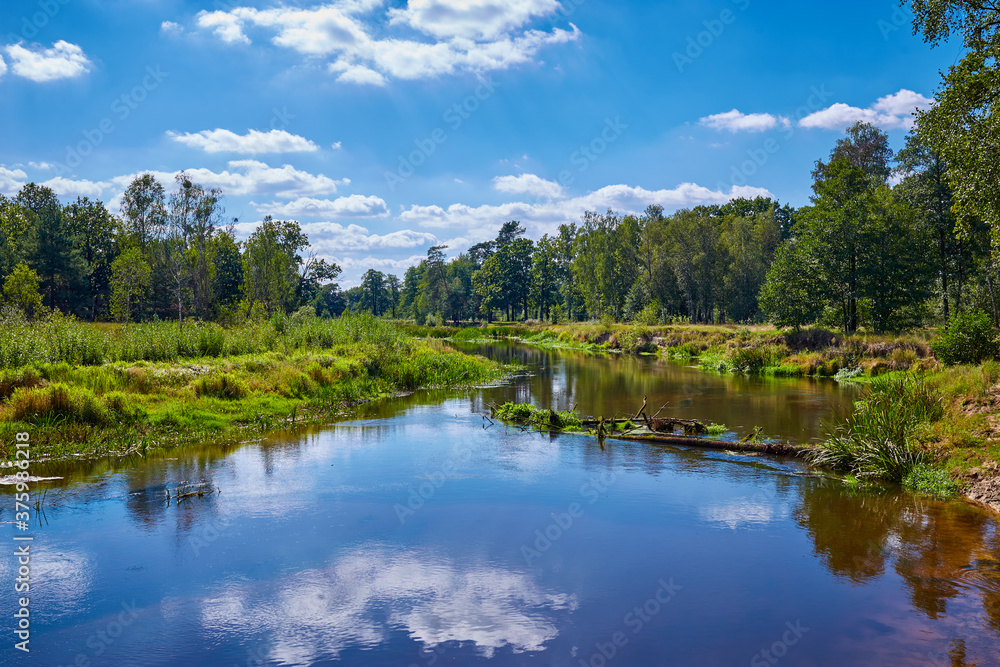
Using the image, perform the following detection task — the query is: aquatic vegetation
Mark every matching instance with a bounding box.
[493,402,583,429]
[705,423,728,436]
[809,375,944,483]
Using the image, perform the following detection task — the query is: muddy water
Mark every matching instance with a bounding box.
[3,344,999,666]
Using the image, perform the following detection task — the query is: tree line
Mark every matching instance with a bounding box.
[0,173,341,324]
[344,121,991,333]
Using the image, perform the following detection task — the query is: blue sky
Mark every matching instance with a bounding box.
[0,0,961,285]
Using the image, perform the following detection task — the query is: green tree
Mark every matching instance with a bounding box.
[63,197,118,320]
[110,246,151,324]
[3,262,44,320]
[120,173,166,252]
[241,217,309,317]
[211,229,244,310]
[758,239,824,329]
[361,268,386,315]
[17,184,89,314]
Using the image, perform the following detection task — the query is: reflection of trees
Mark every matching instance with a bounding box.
[797,479,1000,645]
[795,481,902,582]
[457,341,858,444]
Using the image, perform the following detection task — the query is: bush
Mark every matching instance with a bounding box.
[931,310,999,365]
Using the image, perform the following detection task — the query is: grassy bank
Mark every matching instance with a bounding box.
[0,313,508,462]
[405,322,940,377]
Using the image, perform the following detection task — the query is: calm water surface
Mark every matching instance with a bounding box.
[4,344,1000,666]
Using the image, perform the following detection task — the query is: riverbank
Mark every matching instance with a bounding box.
[405,322,939,377]
[408,322,1000,511]
[0,314,508,463]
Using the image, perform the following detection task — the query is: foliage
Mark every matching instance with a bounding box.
[931,310,1000,365]
[110,247,152,324]
[902,463,959,498]
[3,262,44,320]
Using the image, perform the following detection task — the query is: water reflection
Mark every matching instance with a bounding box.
[10,343,1000,666]
[200,547,578,663]
[453,341,859,444]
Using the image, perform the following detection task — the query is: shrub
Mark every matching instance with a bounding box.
[931,310,999,365]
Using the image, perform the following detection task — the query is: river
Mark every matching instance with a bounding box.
[3,343,999,666]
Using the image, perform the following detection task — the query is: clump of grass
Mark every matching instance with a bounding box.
[902,463,958,498]
[4,383,111,425]
[705,423,728,436]
[0,366,44,399]
[103,391,147,424]
[194,374,250,400]
[494,402,583,429]
[809,375,944,482]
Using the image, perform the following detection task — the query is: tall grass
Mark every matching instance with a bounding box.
[809,375,944,482]
[0,310,406,368]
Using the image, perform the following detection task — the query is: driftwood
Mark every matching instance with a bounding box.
[612,432,809,457]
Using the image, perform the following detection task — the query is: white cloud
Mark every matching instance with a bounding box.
[332,63,387,86]
[5,41,92,82]
[230,220,436,252]
[41,176,108,199]
[699,109,788,133]
[337,254,428,278]
[161,21,185,36]
[0,166,27,195]
[28,161,53,170]
[0,54,6,79]
[196,11,250,44]
[167,129,319,154]
[113,161,349,198]
[389,0,562,40]
[493,173,564,199]
[195,1,580,83]
[799,89,933,131]
[331,141,342,150]
[402,182,772,235]
[256,194,390,219]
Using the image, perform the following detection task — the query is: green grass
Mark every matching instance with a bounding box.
[0,314,510,462]
[493,402,583,429]
[903,463,959,498]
